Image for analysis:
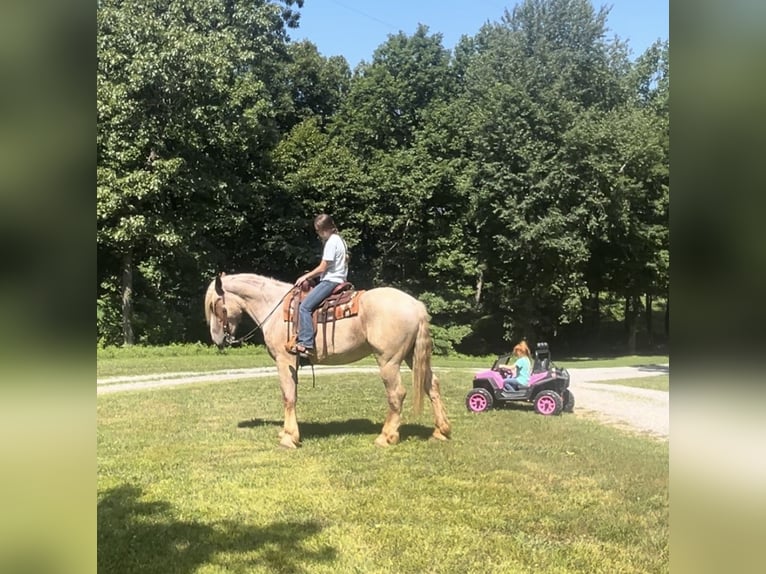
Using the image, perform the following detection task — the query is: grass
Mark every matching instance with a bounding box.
[596,375,669,392]
[98,369,668,573]
[97,343,669,378]
[561,355,668,369]
[97,344,293,378]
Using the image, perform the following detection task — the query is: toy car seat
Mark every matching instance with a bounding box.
[533,342,550,372]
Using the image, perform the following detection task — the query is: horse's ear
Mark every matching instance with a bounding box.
[215,274,225,296]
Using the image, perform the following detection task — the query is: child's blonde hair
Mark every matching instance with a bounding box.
[513,341,531,359]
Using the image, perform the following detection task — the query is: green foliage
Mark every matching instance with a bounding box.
[278,41,351,130]
[333,24,452,153]
[97,0,669,354]
[97,288,123,347]
[97,0,305,344]
[445,0,668,346]
[428,323,472,356]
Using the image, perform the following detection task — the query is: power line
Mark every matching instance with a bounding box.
[327,0,400,31]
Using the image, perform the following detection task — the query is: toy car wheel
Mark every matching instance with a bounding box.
[534,390,563,416]
[465,388,493,412]
[562,389,575,413]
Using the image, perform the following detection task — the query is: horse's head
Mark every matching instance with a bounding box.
[206,273,238,349]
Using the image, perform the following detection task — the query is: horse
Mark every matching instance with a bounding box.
[204,273,452,449]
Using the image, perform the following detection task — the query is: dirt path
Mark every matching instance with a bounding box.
[567,367,669,439]
[97,364,669,439]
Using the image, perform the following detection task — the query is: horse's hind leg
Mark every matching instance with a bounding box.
[427,371,451,440]
[406,358,451,441]
[375,361,406,447]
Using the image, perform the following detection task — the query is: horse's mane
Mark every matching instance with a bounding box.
[226,273,291,298]
[204,281,216,325]
[227,273,289,290]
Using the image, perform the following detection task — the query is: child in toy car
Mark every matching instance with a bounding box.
[501,341,533,390]
[465,341,573,415]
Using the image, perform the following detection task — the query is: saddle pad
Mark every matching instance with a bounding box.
[322,290,363,322]
[283,289,364,323]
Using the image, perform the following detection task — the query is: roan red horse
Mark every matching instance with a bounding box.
[205,273,451,448]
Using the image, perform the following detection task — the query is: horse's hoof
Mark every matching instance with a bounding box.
[374,435,391,447]
[431,429,450,441]
[374,432,399,447]
[279,434,299,449]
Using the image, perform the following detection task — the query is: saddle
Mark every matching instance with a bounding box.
[282,281,363,356]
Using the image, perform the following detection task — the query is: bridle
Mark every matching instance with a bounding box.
[213,293,241,346]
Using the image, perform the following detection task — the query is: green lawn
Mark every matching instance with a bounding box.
[97,343,669,378]
[98,369,668,573]
[97,343,281,378]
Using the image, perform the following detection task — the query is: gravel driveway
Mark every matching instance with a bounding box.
[566,366,669,439]
[98,364,669,439]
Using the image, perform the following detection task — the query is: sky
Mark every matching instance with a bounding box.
[292,0,669,67]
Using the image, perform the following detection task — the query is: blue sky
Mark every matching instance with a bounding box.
[292,0,669,67]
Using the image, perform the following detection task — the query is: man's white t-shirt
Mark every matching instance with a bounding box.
[320,233,348,283]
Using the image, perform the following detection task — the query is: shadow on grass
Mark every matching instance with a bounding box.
[494,401,535,413]
[98,484,336,574]
[237,417,434,441]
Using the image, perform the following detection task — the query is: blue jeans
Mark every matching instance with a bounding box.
[503,377,528,391]
[297,280,338,348]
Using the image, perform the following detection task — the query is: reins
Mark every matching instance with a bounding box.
[218,281,317,387]
[223,287,294,347]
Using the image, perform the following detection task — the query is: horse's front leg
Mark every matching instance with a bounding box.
[276,357,300,448]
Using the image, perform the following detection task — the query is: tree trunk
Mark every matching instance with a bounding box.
[593,291,600,327]
[665,299,670,337]
[624,296,630,336]
[625,295,639,354]
[585,291,600,334]
[475,269,483,308]
[121,251,135,346]
[645,293,654,346]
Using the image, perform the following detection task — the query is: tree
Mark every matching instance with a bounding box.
[276,41,351,131]
[332,24,453,154]
[449,0,638,344]
[97,0,302,344]
[96,0,669,354]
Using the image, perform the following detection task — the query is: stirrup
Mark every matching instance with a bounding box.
[288,344,311,359]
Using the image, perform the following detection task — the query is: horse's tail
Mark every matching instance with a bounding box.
[411,313,433,416]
